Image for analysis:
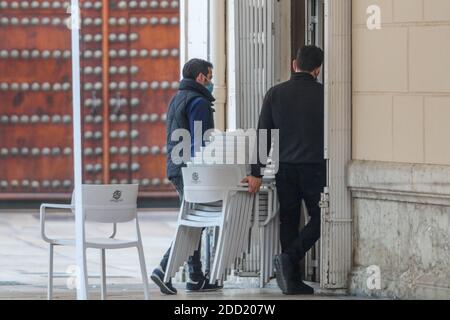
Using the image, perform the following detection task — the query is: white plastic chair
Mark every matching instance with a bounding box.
[230,179,280,288]
[163,165,254,285]
[188,130,280,286]
[40,184,150,300]
[255,181,280,287]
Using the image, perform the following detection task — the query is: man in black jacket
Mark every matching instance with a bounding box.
[151,58,221,295]
[244,45,326,295]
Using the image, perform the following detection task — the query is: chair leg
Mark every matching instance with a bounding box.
[210,226,225,283]
[48,244,54,300]
[100,249,106,300]
[163,224,183,283]
[137,243,150,300]
[259,228,265,289]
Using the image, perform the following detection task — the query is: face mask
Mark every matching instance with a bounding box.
[205,81,214,94]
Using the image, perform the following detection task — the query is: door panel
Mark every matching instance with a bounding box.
[0,6,73,198]
[81,3,105,185]
[129,11,180,194]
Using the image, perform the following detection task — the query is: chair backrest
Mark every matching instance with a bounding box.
[80,184,139,223]
[187,162,247,178]
[182,165,243,203]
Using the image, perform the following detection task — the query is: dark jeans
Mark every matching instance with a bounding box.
[275,163,326,266]
[159,175,204,281]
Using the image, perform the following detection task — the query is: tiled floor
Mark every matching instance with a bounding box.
[0,209,356,300]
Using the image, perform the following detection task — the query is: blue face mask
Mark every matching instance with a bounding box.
[205,81,214,94]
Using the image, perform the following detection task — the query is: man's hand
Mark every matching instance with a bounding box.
[242,176,263,194]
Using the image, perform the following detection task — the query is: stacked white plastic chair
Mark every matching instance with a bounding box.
[163,164,255,284]
[254,180,281,287]
[229,152,281,287]
[40,184,150,300]
[165,130,280,287]
[197,130,281,287]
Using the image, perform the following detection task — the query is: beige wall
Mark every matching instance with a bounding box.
[352,0,450,165]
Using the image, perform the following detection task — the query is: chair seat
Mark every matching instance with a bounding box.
[179,218,222,228]
[194,201,223,212]
[52,237,139,249]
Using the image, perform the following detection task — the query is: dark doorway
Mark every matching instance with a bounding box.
[291,0,306,60]
[290,0,325,284]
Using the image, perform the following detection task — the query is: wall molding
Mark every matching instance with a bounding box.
[348,160,450,206]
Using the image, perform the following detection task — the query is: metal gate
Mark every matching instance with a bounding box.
[230,0,281,281]
[234,0,280,130]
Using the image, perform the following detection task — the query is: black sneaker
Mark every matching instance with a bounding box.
[285,280,315,295]
[186,277,223,292]
[150,266,177,295]
[273,254,294,293]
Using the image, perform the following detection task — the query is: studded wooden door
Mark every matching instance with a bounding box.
[0,0,180,200]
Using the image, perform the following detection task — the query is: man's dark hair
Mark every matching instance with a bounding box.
[296,45,324,72]
[182,58,213,80]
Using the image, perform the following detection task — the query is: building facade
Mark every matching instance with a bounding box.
[181,0,450,299]
[350,0,450,299]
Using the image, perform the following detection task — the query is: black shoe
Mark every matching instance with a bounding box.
[150,267,177,295]
[186,277,223,292]
[273,254,294,293]
[284,280,315,295]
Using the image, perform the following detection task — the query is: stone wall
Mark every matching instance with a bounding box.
[348,161,450,299]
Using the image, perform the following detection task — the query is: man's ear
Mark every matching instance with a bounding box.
[195,73,206,85]
[292,59,299,72]
[317,67,322,77]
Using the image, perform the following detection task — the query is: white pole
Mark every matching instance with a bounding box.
[70,0,89,300]
[179,0,188,70]
[209,0,227,131]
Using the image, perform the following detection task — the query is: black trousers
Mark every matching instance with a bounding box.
[159,176,204,281]
[275,163,326,266]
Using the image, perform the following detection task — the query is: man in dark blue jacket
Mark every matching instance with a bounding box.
[151,58,221,294]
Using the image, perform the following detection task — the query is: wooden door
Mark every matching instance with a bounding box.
[0,0,180,201]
